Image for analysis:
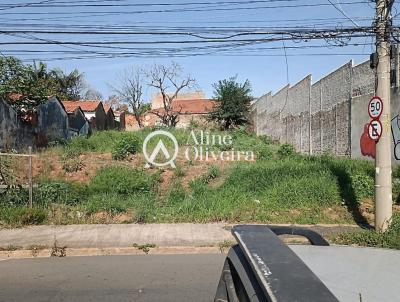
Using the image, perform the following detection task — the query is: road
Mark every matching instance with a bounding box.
[0,254,226,302]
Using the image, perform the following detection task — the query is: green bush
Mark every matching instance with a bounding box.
[0,186,28,207]
[36,181,88,206]
[277,144,296,158]
[112,134,140,160]
[350,173,374,203]
[88,166,157,195]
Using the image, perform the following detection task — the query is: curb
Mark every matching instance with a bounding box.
[0,246,225,261]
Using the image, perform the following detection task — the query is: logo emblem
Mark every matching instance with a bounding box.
[143,130,178,168]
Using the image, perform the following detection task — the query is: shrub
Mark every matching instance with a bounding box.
[350,173,374,203]
[277,144,295,158]
[112,134,140,160]
[36,181,88,206]
[0,186,28,207]
[89,166,157,195]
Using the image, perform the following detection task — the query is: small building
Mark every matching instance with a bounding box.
[62,102,91,137]
[36,96,70,144]
[0,98,35,150]
[104,105,117,130]
[114,110,126,130]
[62,100,106,131]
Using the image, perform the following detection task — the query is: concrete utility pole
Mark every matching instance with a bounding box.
[375,0,393,231]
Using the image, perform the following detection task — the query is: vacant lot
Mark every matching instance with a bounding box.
[1,128,399,233]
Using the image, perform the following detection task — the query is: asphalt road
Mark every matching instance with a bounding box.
[0,254,226,302]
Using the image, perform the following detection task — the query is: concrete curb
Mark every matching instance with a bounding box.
[0,223,361,253]
[0,246,224,261]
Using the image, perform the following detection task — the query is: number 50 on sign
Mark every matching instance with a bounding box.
[368,96,383,119]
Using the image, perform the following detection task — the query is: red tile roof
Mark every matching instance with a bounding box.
[62,100,102,113]
[151,99,216,115]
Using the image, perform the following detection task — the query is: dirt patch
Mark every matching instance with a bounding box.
[359,198,375,224]
[34,151,143,183]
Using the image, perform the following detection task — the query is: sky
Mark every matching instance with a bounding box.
[0,0,390,101]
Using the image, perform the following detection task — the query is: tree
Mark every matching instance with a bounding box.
[111,67,145,128]
[146,62,195,127]
[49,68,85,100]
[0,56,87,121]
[209,77,252,130]
[83,88,103,100]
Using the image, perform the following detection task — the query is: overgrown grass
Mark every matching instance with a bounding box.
[333,213,400,250]
[160,158,346,224]
[2,128,397,231]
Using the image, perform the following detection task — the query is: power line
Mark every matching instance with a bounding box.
[1,1,368,16]
[326,0,361,27]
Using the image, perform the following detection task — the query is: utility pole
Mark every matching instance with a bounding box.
[375,0,393,231]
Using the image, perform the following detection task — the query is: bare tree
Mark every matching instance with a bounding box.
[83,88,103,100]
[146,62,195,127]
[111,67,145,128]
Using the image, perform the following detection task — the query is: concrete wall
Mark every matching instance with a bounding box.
[351,90,400,163]
[250,59,382,159]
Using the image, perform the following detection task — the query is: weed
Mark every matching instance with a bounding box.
[173,166,185,178]
[51,240,66,257]
[277,144,296,158]
[62,158,84,173]
[333,213,400,249]
[132,243,156,254]
[218,240,235,252]
[0,244,22,251]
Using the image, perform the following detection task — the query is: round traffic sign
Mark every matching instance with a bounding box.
[368,96,383,119]
[368,119,382,141]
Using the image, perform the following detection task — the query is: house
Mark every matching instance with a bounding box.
[145,91,216,128]
[104,105,117,130]
[62,100,106,131]
[62,102,90,137]
[148,98,216,128]
[36,96,70,145]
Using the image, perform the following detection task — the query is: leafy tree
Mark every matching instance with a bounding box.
[0,56,86,120]
[209,77,252,130]
[49,68,85,101]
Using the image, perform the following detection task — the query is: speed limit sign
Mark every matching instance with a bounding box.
[368,96,383,119]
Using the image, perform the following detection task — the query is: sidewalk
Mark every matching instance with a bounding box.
[0,223,360,249]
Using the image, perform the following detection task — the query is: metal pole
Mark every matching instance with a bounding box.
[375,0,393,231]
[28,146,33,208]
